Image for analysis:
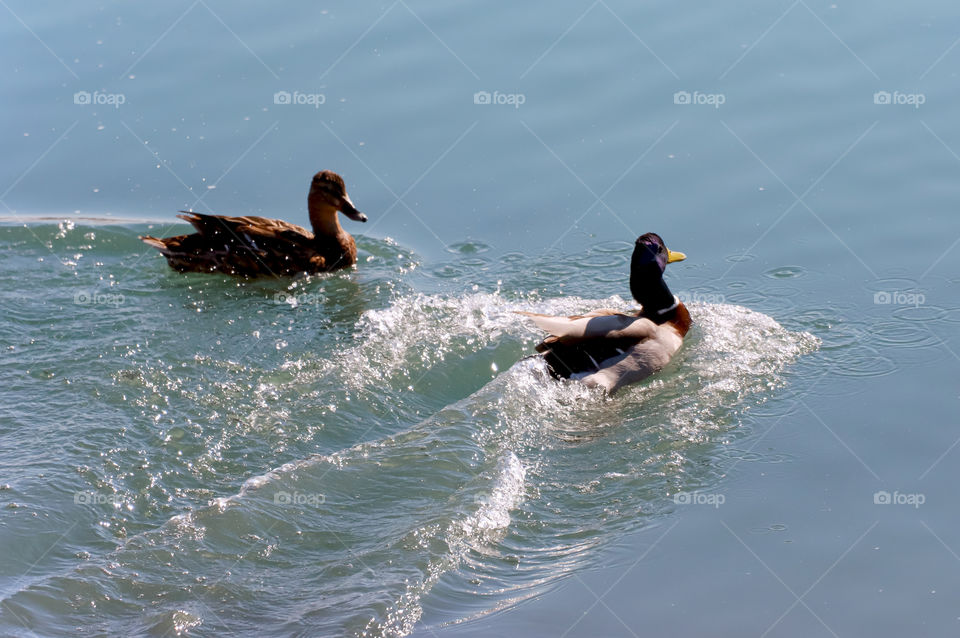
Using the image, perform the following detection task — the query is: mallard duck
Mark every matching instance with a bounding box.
[140,170,367,276]
[520,233,690,394]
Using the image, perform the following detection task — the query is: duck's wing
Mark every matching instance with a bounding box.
[574,335,680,394]
[516,310,657,344]
[517,309,659,386]
[176,212,313,244]
[137,213,317,276]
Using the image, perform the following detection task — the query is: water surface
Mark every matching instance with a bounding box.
[1,1,958,636]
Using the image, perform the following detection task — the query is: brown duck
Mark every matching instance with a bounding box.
[140,170,367,276]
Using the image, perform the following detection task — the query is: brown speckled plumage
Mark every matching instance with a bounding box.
[140,170,367,277]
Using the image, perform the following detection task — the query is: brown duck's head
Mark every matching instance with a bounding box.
[309,170,367,222]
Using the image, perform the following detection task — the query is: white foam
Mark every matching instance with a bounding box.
[464,452,526,533]
[82,292,820,637]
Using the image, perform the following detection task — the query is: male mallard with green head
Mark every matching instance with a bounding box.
[520,233,690,394]
[140,170,367,277]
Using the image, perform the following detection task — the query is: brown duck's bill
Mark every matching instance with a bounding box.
[340,195,367,222]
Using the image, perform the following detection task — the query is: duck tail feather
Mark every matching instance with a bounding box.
[176,211,201,220]
[139,235,168,252]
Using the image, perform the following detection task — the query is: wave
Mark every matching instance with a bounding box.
[0,287,818,637]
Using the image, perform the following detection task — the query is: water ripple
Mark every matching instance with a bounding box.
[0,223,823,637]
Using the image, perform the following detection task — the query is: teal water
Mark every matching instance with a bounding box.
[1,1,958,636]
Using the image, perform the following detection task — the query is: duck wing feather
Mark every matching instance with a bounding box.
[516,310,657,343]
[176,212,313,244]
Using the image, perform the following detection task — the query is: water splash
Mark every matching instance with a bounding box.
[0,223,820,637]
